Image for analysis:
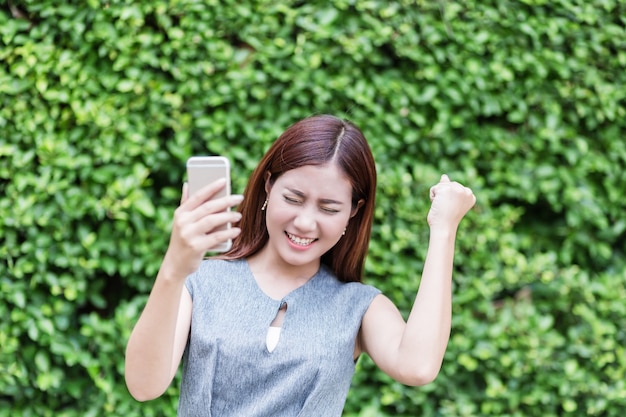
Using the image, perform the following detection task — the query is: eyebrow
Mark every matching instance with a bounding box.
[285,188,346,205]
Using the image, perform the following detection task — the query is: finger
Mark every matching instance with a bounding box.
[440,174,450,183]
[178,225,241,257]
[208,226,242,244]
[191,194,244,222]
[196,210,243,235]
[199,227,242,253]
[185,178,228,209]
[205,194,244,212]
[192,220,242,244]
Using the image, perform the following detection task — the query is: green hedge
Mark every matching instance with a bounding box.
[1,0,625,416]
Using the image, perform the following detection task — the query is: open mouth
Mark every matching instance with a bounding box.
[286,232,317,246]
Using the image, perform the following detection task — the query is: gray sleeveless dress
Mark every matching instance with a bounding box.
[179,259,381,417]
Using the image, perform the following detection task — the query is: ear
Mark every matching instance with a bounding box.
[350,199,365,218]
[264,171,272,195]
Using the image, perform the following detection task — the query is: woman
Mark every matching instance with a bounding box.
[125,114,476,416]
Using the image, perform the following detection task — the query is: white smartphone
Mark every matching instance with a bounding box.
[186,156,232,252]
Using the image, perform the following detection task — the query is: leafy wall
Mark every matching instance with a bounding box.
[1,0,625,416]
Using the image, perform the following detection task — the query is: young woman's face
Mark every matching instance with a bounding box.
[264,163,354,271]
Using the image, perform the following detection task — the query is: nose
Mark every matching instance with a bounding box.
[293,206,317,233]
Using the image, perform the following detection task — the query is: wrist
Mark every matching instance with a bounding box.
[158,252,193,283]
[428,225,458,241]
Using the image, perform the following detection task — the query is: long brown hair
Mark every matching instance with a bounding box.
[223,114,377,283]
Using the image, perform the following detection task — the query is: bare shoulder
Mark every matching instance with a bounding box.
[357,294,406,357]
[362,294,406,334]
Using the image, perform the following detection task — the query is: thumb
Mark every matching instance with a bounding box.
[440,174,450,183]
[181,182,189,205]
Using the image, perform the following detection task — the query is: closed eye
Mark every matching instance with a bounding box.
[283,189,343,213]
[284,196,302,204]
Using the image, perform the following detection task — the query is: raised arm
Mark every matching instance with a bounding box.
[124,180,243,401]
[359,174,475,386]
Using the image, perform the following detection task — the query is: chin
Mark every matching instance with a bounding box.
[278,249,322,268]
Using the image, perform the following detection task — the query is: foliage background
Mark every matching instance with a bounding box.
[1,0,625,416]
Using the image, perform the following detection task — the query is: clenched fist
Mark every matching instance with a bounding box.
[427,174,476,231]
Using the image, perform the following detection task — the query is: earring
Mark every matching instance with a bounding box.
[261,199,268,211]
[342,227,346,236]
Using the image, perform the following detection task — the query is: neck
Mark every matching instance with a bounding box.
[249,247,320,281]
[247,250,320,302]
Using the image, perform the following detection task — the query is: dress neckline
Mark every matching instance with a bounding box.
[241,258,323,303]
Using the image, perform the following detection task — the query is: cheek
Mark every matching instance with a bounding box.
[265,202,291,227]
[327,215,351,235]
[265,208,280,229]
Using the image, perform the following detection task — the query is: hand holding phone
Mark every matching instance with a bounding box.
[186,156,233,252]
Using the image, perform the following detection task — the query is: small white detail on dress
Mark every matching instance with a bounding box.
[266,326,281,352]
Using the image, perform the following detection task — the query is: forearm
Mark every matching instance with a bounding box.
[399,228,456,376]
[124,263,189,401]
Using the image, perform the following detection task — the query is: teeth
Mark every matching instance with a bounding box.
[287,232,315,246]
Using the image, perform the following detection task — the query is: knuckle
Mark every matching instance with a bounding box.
[179,228,194,246]
[173,206,185,218]
[173,217,185,232]
[190,240,206,253]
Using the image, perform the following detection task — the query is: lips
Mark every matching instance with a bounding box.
[285,232,317,246]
